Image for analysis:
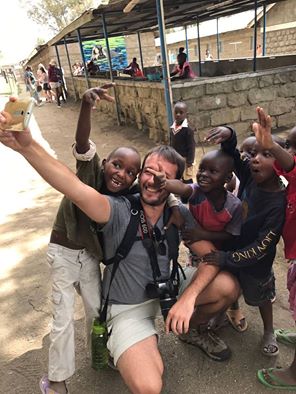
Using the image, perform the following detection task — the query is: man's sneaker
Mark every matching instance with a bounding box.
[179,328,231,361]
[39,375,68,393]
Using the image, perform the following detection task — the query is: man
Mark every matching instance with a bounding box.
[0,122,239,394]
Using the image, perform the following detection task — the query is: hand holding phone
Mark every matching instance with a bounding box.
[2,98,35,132]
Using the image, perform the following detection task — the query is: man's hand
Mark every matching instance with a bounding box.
[165,295,196,335]
[205,126,232,144]
[252,107,274,150]
[82,84,115,107]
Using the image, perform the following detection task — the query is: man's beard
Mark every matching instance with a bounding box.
[140,190,168,206]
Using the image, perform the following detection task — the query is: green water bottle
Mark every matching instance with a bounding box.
[91,318,108,370]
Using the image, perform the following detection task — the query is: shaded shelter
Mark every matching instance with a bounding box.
[44,0,288,140]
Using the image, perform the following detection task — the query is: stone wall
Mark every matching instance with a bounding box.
[65,66,296,144]
[66,76,168,142]
[172,66,296,142]
[266,28,296,55]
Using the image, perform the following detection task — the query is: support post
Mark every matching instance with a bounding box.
[216,18,220,60]
[156,0,173,142]
[185,25,189,61]
[77,28,90,88]
[64,38,78,101]
[262,4,266,56]
[253,0,258,72]
[196,18,202,77]
[102,13,121,125]
[137,31,145,75]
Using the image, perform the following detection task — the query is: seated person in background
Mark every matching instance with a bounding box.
[86,60,99,76]
[170,47,196,81]
[123,57,143,77]
[205,49,213,61]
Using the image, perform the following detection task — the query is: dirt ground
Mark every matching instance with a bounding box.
[0,80,295,394]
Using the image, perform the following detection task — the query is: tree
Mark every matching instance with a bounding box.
[19,0,95,33]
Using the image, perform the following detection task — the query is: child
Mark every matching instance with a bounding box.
[286,125,296,155]
[39,85,142,394]
[254,110,296,389]
[204,116,286,357]
[170,101,196,184]
[170,47,196,80]
[150,149,243,361]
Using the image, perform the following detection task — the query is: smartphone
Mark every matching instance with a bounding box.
[3,98,35,131]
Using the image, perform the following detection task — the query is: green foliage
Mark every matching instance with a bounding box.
[19,0,94,33]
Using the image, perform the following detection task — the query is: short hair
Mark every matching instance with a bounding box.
[202,149,234,173]
[132,57,137,62]
[106,146,140,161]
[142,145,185,180]
[174,101,187,111]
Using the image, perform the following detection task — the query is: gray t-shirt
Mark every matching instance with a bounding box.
[101,195,196,305]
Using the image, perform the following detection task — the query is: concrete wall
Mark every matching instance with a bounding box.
[125,32,157,67]
[65,66,296,144]
[264,0,296,26]
[172,66,296,141]
[165,28,261,62]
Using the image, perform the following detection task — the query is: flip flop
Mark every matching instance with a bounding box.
[226,308,248,332]
[275,328,296,346]
[262,332,279,357]
[257,368,296,390]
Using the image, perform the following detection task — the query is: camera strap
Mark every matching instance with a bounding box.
[138,209,162,281]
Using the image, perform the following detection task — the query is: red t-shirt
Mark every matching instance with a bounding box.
[274,157,296,259]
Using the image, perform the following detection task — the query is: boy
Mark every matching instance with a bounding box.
[204,119,286,356]
[39,85,141,394]
[149,149,243,359]
[170,101,196,184]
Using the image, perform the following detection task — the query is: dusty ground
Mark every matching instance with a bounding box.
[0,78,295,393]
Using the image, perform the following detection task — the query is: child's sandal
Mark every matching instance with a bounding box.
[262,332,279,357]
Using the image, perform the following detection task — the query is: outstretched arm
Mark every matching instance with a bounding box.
[0,119,111,224]
[75,84,115,153]
[253,107,294,172]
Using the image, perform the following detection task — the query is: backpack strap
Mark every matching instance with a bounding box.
[103,195,141,266]
[100,195,141,323]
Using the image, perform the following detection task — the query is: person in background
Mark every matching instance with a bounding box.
[48,60,62,108]
[37,64,52,103]
[86,60,99,76]
[23,66,43,106]
[170,47,196,80]
[123,57,143,77]
[205,48,213,60]
[170,101,195,185]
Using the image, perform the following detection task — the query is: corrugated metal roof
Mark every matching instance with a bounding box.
[35,0,285,49]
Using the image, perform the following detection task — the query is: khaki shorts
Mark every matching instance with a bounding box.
[106,268,198,365]
[106,299,161,365]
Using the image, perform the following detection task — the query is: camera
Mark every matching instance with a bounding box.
[146,279,178,320]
